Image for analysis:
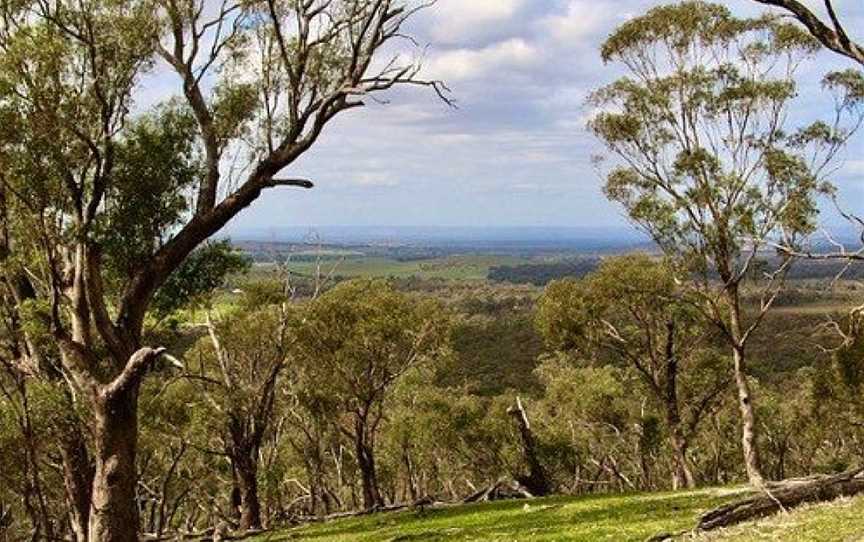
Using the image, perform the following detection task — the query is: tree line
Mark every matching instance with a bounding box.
[5,258,864,538]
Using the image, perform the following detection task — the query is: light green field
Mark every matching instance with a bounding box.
[250,488,751,542]
[249,489,864,542]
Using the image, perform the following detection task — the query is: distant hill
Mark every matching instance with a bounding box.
[224,225,652,253]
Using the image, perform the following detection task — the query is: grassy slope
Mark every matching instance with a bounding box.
[251,490,864,542]
[695,495,864,541]
[252,488,749,542]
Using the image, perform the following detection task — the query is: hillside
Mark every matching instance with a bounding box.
[250,490,864,541]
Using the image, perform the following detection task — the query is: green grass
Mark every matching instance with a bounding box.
[695,495,864,541]
[250,490,864,542]
[250,488,752,542]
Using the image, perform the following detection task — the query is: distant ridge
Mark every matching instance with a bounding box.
[224,225,650,250]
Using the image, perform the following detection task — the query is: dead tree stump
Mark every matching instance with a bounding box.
[507,396,551,497]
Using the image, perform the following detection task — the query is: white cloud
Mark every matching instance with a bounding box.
[348,172,401,188]
[423,39,539,82]
[541,1,614,46]
[429,0,528,43]
[844,160,864,175]
[222,1,864,230]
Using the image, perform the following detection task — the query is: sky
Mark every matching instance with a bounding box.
[197,0,864,235]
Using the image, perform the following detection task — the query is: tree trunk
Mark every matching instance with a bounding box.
[233,454,262,531]
[402,444,418,503]
[733,346,764,486]
[88,387,140,542]
[354,418,383,510]
[507,397,551,496]
[725,285,765,487]
[18,384,53,542]
[670,432,695,490]
[60,430,94,542]
[662,319,695,490]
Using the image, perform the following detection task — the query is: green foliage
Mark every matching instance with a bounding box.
[835,333,864,392]
[537,357,632,429]
[211,81,259,144]
[152,241,250,317]
[237,278,290,310]
[536,254,697,357]
[442,313,543,395]
[600,2,816,63]
[590,1,861,276]
[535,255,731,488]
[291,279,452,413]
[384,371,517,495]
[98,106,201,279]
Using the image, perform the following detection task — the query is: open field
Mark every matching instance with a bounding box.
[249,489,864,542]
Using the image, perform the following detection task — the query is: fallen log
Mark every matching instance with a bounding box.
[463,478,534,503]
[697,467,864,532]
[284,496,442,527]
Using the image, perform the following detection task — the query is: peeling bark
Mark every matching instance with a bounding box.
[88,386,141,542]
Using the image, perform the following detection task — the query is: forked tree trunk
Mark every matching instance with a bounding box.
[669,432,695,490]
[60,430,94,542]
[233,453,262,531]
[89,387,140,542]
[733,346,764,486]
[354,418,383,510]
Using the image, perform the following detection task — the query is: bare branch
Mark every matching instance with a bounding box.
[754,0,864,65]
[103,347,169,399]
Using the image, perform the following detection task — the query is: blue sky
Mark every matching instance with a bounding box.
[212,0,864,234]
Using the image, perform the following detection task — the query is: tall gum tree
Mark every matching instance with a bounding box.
[589,1,864,486]
[186,306,295,532]
[0,1,449,540]
[290,280,451,510]
[536,255,729,490]
[752,1,864,347]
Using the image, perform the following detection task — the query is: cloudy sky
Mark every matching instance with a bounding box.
[222,0,864,235]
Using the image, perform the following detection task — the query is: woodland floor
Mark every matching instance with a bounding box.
[247,485,862,542]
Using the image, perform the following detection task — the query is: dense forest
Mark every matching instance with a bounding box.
[0,0,863,541]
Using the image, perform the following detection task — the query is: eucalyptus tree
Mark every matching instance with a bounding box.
[186,306,294,532]
[536,255,728,489]
[590,1,862,485]
[752,0,864,348]
[290,280,451,510]
[0,1,447,539]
